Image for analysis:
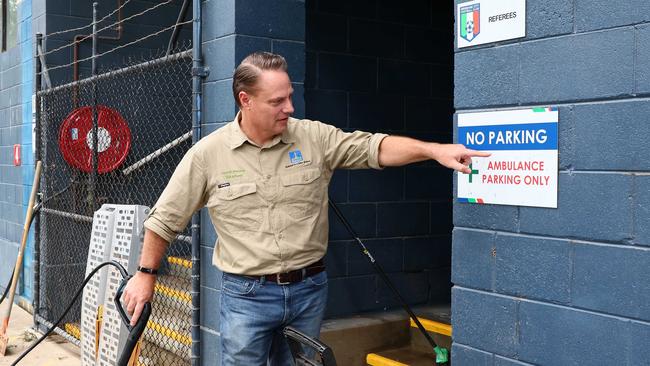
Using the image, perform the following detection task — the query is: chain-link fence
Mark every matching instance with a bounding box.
[36,48,194,365]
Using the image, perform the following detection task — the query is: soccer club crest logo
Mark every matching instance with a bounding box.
[460,4,480,42]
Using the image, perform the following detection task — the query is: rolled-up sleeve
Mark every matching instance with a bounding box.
[316,121,388,170]
[144,145,208,243]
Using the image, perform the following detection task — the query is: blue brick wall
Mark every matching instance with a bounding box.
[453,0,650,364]
[0,0,37,302]
[306,0,455,319]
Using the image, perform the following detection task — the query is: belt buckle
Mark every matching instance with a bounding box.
[276,272,291,285]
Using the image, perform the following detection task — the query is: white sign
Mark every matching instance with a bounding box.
[457,0,526,48]
[457,108,558,208]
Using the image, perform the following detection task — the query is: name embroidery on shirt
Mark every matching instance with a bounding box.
[222,169,246,179]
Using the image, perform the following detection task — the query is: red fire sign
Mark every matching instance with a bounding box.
[13,144,20,166]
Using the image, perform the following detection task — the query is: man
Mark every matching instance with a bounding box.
[123,52,488,365]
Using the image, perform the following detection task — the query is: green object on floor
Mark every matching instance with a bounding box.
[434,346,449,364]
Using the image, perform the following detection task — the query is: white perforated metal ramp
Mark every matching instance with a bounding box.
[81,206,117,366]
[81,204,149,366]
[98,205,149,366]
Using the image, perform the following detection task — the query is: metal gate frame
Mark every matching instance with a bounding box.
[33,3,203,363]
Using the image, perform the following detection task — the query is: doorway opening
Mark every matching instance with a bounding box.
[305,1,455,362]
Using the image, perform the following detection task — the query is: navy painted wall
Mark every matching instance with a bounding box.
[453,0,650,364]
[305,0,456,318]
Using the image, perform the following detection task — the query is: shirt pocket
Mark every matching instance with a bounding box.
[280,168,324,221]
[209,182,263,232]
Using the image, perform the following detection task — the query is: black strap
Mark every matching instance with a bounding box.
[137,266,159,275]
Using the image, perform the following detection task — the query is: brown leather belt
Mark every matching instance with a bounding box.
[257,259,325,285]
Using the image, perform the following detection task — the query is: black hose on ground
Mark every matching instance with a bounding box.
[10,260,150,366]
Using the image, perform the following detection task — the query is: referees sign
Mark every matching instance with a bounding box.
[457,108,559,208]
[457,0,526,48]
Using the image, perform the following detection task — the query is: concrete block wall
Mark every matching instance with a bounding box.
[199,0,306,363]
[0,0,39,302]
[453,0,650,364]
[305,0,456,318]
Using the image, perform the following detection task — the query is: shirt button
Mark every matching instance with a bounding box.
[303,175,309,182]
[266,174,272,180]
[278,232,284,239]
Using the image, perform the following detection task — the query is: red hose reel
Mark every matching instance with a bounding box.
[59,106,131,174]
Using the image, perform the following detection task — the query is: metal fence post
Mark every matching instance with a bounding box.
[90,2,99,212]
[191,0,204,364]
[33,32,43,331]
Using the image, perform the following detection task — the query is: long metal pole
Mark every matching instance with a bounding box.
[191,0,203,364]
[90,2,99,213]
[121,131,192,176]
[328,200,442,358]
[36,44,51,90]
[33,32,43,332]
[167,0,191,55]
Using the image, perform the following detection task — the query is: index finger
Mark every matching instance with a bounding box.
[466,149,491,157]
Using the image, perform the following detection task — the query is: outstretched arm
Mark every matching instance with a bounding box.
[377,135,490,173]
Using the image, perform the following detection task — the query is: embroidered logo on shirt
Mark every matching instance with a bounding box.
[289,150,304,164]
[285,149,311,168]
[222,169,246,179]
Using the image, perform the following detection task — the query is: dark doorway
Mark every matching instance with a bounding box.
[305,0,455,319]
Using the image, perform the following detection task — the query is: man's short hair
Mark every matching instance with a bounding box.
[232,52,288,107]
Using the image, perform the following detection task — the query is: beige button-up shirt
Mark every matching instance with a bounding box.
[144,113,387,275]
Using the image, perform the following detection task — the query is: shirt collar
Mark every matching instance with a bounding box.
[229,112,296,149]
[280,119,296,144]
[229,112,249,150]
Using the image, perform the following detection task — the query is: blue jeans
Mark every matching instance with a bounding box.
[219,270,328,366]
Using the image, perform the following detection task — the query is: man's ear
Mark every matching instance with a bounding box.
[239,91,251,109]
